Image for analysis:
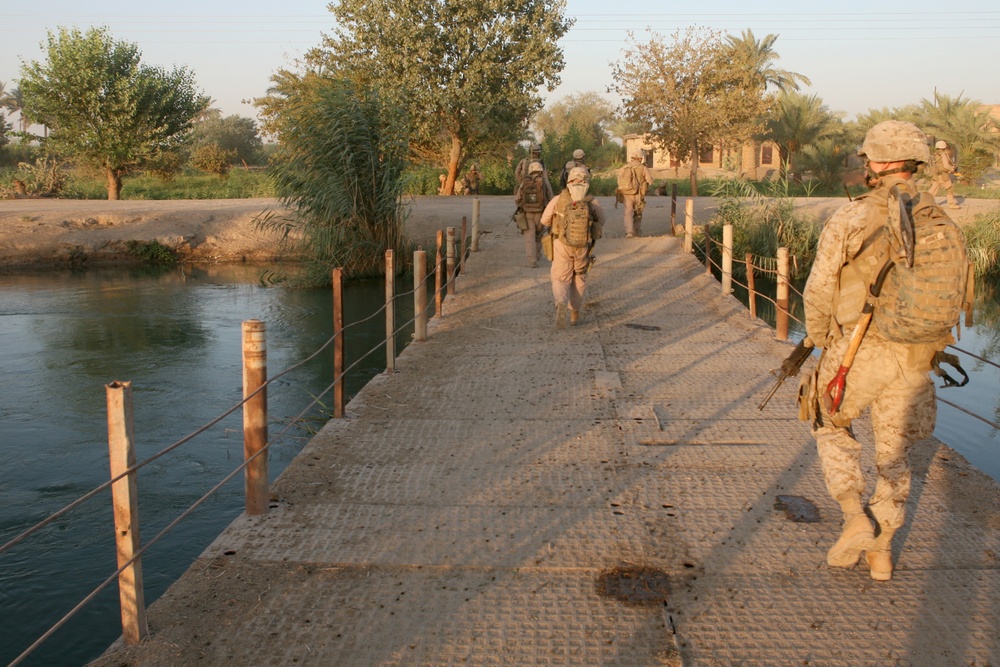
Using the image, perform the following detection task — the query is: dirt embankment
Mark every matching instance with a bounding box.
[0,194,995,269]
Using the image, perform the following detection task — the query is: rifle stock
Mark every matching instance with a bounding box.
[758,337,815,411]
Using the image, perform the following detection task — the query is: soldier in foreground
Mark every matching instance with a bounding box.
[540,167,604,328]
[800,121,969,581]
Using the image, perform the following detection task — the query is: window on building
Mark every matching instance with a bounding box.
[761,145,773,165]
[699,145,714,164]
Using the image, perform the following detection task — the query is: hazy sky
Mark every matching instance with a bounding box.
[2,0,999,126]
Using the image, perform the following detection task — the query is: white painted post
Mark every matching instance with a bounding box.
[722,223,733,294]
[414,249,428,341]
[471,198,481,252]
[385,249,395,373]
[684,199,694,253]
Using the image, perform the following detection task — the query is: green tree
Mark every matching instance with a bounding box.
[307,0,572,195]
[611,28,773,196]
[261,76,410,283]
[762,92,842,177]
[191,142,237,178]
[19,26,207,199]
[909,91,1000,183]
[533,92,616,146]
[190,109,262,165]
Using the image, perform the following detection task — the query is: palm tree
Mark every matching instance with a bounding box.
[725,30,811,93]
[762,92,841,177]
[3,85,28,132]
[909,92,1000,182]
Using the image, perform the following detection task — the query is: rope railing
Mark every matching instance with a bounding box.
[684,217,998,436]
[5,218,473,667]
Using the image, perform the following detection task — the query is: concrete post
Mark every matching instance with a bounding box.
[241,320,269,515]
[385,249,395,373]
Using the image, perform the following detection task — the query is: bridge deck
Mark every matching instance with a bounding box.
[92,202,999,667]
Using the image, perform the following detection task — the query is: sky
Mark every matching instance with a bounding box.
[2,0,999,128]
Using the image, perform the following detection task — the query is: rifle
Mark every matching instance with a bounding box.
[758,337,815,411]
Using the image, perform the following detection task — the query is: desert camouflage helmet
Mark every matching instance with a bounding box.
[935,140,948,149]
[572,149,585,160]
[859,121,930,164]
[567,166,589,183]
[528,161,544,174]
[529,142,541,155]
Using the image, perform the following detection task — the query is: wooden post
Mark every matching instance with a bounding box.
[459,216,467,275]
[471,198,481,252]
[746,252,757,320]
[106,380,149,645]
[446,226,456,296]
[435,230,444,318]
[385,249,395,373]
[684,199,694,253]
[777,247,790,341]
[332,268,345,417]
[722,224,733,294]
[241,320,269,515]
[704,224,711,274]
[670,183,678,236]
[414,248,428,341]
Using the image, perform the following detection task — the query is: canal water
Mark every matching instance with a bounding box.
[1,264,998,666]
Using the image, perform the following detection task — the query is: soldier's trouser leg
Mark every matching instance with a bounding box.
[928,180,940,197]
[944,183,959,207]
[623,196,637,236]
[525,213,541,263]
[550,241,588,311]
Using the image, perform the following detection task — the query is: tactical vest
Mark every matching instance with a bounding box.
[838,184,970,345]
[554,191,594,248]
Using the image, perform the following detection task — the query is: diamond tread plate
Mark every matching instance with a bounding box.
[90,215,1000,667]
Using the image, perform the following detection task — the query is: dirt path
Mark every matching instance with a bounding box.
[0,194,995,268]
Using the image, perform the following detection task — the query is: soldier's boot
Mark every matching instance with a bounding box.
[555,303,567,329]
[865,530,894,581]
[569,309,579,326]
[827,495,874,568]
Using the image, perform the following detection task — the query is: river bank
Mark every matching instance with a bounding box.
[0,194,996,269]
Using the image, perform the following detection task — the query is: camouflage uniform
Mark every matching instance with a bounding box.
[804,174,937,567]
[540,180,604,323]
[928,146,959,208]
[619,159,654,237]
[515,166,551,267]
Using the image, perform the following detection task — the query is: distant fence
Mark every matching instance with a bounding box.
[1,204,482,667]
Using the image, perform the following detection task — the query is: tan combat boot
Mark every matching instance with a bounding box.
[827,495,874,568]
[555,303,567,329]
[569,309,579,326]
[866,531,894,581]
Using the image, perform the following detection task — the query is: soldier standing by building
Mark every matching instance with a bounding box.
[801,120,967,581]
[617,151,653,237]
[514,161,551,268]
[928,140,961,209]
[540,167,604,328]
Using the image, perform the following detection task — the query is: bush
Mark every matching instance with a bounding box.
[191,143,238,178]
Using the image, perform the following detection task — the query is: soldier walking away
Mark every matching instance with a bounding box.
[559,148,590,189]
[801,120,970,581]
[514,161,552,268]
[540,167,604,328]
[617,151,653,237]
[928,140,961,209]
[515,142,547,184]
[464,164,481,196]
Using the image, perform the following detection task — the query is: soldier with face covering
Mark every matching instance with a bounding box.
[540,166,604,328]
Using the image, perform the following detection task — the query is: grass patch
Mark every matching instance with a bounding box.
[125,240,178,263]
